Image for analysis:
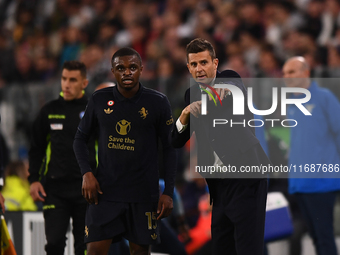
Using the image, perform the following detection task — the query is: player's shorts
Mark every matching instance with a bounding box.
[84,201,160,245]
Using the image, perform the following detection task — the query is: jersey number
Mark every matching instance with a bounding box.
[145,212,157,230]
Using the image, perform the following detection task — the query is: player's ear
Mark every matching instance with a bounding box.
[214,58,219,70]
[82,78,89,89]
[111,67,114,74]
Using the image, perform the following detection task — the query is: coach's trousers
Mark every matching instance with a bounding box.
[211,179,267,255]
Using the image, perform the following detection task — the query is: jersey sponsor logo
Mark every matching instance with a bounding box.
[166,116,173,125]
[151,233,157,240]
[79,111,85,119]
[48,114,65,119]
[42,205,55,210]
[104,108,113,114]
[50,124,63,130]
[108,135,135,151]
[85,226,89,237]
[107,100,114,106]
[116,119,131,135]
[139,107,148,119]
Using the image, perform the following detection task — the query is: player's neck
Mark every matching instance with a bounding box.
[117,83,140,99]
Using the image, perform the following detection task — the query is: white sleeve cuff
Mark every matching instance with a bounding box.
[176,118,188,133]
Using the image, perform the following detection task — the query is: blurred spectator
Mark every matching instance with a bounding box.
[301,0,325,40]
[147,56,186,118]
[221,54,251,78]
[95,21,118,49]
[12,3,35,44]
[256,46,282,78]
[303,50,327,78]
[324,46,340,97]
[185,193,212,255]
[0,30,15,86]
[264,1,303,50]
[237,1,265,41]
[181,176,208,229]
[224,40,242,58]
[34,55,56,82]
[59,26,82,66]
[327,45,340,77]
[8,46,38,83]
[2,160,37,211]
[215,3,239,43]
[283,56,340,255]
[317,0,340,46]
[239,30,262,73]
[45,0,70,33]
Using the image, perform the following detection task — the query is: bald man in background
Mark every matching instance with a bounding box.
[95,82,115,91]
[283,57,340,255]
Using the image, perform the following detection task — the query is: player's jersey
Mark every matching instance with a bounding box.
[28,95,96,184]
[74,84,176,202]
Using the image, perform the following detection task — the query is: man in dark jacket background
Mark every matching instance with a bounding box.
[28,61,96,255]
[172,38,270,255]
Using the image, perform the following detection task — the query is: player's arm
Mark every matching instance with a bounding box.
[157,97,177,220]
[28,107,49,202]
[171,90,196,148]
[73,96,102,205]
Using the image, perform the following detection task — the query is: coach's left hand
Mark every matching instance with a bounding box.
[211,88,230,101]
[157,194,173,220]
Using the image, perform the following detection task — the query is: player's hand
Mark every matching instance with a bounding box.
[82,172,103,205]
[0,192,5,213]
[189,101,202,118]
[30,182,46,202]
[180,101,202,124]
[157,194,173,220]
[213,88,230,101]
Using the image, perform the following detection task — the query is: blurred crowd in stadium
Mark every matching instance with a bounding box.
[2,0,340,254]
[1,0,340,155]
[3,0,340,90]
[2,0,340,84]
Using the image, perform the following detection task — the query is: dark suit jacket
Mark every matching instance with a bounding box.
[171,70,271,202]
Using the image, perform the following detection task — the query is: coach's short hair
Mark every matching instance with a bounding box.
[62,61,87,78]
[111,47,142,66]
[186,38,216,62]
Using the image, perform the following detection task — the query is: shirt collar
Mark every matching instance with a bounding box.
[308,81,317,92]
[198,76,217,90]
[112,83,144,103]
[58,91,87,104]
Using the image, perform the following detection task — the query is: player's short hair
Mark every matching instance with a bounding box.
[186,38,216,62]
[62,61,87,78]
[111,47,142,67]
